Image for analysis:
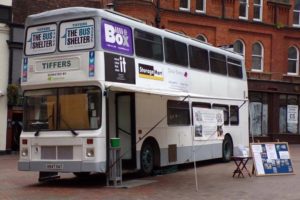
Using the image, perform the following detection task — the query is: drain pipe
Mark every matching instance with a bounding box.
[155,0,161,28]
[221,0,225,19]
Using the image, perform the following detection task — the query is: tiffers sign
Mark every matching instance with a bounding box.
[35,57,80,73]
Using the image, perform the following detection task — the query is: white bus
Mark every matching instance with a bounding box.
[18,7,249,180]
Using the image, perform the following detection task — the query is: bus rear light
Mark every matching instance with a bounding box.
[22,139,28,145]
[87,138,93,145]
[86,148,94,157]
[21,148,28,157]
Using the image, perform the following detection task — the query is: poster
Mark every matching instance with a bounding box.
[193,107,224,140]
[287,105,298,124]
[251,143,294,176]
[101,19,133,55]
[59,19,95,51]
[25,24,57,55]
[104,52,135,84]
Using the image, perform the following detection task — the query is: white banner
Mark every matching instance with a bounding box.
[287,105,298,124]
[193,107,224,140]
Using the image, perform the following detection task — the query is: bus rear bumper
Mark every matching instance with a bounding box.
[18,160,106,173]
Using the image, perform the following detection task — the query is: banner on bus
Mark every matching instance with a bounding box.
[193,107,224,140]
[25,24,57,55]
[59,19,95,51]
[101,19,133,56]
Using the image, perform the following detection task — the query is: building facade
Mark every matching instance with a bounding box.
[9,0,300,146]
[110,0,300,144]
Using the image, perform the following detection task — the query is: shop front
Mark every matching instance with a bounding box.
[249,79,300,144]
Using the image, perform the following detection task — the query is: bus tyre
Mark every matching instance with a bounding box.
[73,172,91,178]
[222,135,233,162]
[140,143,155,176]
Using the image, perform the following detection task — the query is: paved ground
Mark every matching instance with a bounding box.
[2,146,300,200]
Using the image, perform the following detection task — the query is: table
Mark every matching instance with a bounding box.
[232,156,252,178]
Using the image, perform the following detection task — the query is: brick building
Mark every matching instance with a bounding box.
[112,0,300,143]
[8,0,300,147]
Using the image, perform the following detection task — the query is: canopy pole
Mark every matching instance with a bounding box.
[188,96,198,192]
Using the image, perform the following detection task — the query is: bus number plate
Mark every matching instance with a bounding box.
[46,163,63,170]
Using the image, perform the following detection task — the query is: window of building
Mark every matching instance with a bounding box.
[179,0,190,11]
[233,40,245,56]
[227,57,243,79]
[239,0,248,19]
[189,45,209,71]
[164,38,188,67]
[0,5,11,23]
[249,92,268,136]
[293,0,300,27]
[167,100,190,126]
[212,104,229,125]
[196,34,207,42]
[288,46,299,75]
[196,0,206,13]
[251,42,264,71]
[210,52,227,75]
[134,29,163,61]
[279,95,300,134]
[230,106,239,125]
[253,0,263,21]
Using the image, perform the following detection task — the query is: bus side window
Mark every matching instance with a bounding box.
[189,45,209,71]
[212,104,229,125]
[230,105,239,125]
[164,38,188,67]
[134,29,163,61]
[227,57,243,79]
[167,100,190,126]
[210,52,227,75]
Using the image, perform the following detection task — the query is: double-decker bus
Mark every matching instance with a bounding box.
[18,7,249,181]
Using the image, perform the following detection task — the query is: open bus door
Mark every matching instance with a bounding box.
[116,93,136,169]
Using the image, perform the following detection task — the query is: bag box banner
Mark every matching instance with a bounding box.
[101,19,133,56]
[25,24,57,55]
[105,52,135,84]
[59,19,95,51]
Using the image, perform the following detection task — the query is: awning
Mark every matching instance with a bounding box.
[104,82,248,103]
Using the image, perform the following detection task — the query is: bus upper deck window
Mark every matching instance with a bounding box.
[134,29,163,61]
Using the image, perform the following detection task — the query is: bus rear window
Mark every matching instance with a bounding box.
[59,19,95,51]
[25,24,57,55]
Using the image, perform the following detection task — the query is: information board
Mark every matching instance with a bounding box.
[251,142,294,176]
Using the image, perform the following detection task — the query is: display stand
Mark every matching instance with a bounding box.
[250,142,294,176]
[107,147,122,186]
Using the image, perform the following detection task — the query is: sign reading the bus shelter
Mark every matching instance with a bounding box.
[105,52,135,84]
[193,108,224,140]
[59,19,95,51]
[101,19,133,55]
[25,24,56,55]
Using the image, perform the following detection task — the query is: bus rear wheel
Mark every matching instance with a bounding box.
[222,135,233,162]
[140,143,155,176]
[73,172,91,178]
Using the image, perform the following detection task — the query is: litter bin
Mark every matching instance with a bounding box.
[107,138,122,186]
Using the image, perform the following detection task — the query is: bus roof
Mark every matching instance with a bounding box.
[25,7,101,26]
[25,7,243,60]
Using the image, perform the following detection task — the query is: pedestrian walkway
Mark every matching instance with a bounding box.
[1,145,300,200]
